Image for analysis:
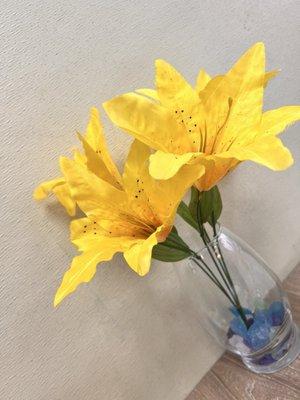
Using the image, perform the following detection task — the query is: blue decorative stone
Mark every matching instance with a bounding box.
[229,306,252,317]
[267,301,285,326]
[254,308,269,323]
[244,320,271,351]
[273,345,288,360]
[230,316,248,338]
[257,353,275,366]
[228,302,284,351]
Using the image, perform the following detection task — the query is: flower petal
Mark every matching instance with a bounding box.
[260,106,300,136]
[33,177,65,199]
[123,139,151,196]
[226,42,265,129]
[78,133,122,189]
[54,236,131,306]
[155,59,204,149]
[149,150,198,180]
[199,75,224,104]
[33,177,76,216]
[205,42,265,153]
[263,70,279,88]
[155,59,198,105]
[194,156,239,191]
[52,183,76,216]
[218,135,293,171]
[150,162,206,224]
[103,92,190,152]
[73,149,86,164]
[83,108,122,186]
[60,156,127,216]
[123,228,162,276]
[195,69,211,94]
[135,88,159,102]
[200,69,277,100]
[70,217,107,251]
[123,140,205,225]
[116,140,161,229]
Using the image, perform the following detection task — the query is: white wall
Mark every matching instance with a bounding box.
[1,1,299,399]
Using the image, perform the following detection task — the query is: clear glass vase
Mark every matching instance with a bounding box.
[177,226,300,373]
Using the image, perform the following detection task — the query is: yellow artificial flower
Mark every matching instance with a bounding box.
[33,108,122,215]
[54,139,204,306]
[104,43,300,191]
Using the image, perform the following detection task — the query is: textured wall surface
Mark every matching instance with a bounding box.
[1,1,300,399]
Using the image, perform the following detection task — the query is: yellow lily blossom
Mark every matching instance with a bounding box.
[54,139,204,306]
[33,108,122,215]
[104,43,300,191]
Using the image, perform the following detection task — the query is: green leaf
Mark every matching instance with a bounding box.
[152,226,190,262]
[179,186,222,233]
[177,201,199,232]
[152,243,190,262]
[188,186,200,221]
[209,186,222,225]
[167,226,189,247]
[199,186,222,226]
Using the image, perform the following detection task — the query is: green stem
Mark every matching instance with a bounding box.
[190,256,236,306]
[195,196,249,328]
[196,200,239,305]
[210,215,249,327]
[202,228,238,303]
[166,230,237,306]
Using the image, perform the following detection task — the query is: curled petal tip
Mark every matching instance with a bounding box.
[255,41,265,49]
[53,296,60,307]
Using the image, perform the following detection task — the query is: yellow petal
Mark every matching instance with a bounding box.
[120,140,166,230]
[33,177,76,216]
[33,177,65,200]
[149,150,198,180]
[194,156,239,191]
[201,68,276,98]
[60,156,127,216]
[84,108,105,151]
[61,157,143,237]
[155,59,198,105]
[73,149,86,164]
[260,106,300,136]
[71,217,92,241]
[155,59,204,149]
[123,139,151,196]
[195,69,211,94]
[205,42,265,153]
[78,133,122,189]
[123,228,161,276]
[103,92,190,153]
[71,215,138,251]
[124,140,205,223]
[83,108,122,186]
[226,42,265,128]
[199,68,274,97]
[70,217,104,250]
[52,183,76,216]
[54,237,128,306]
[218,135,293,171]
[135,88,159,102]
[199,75,224,103]
[263,70,279,87]
[152,162,206,224]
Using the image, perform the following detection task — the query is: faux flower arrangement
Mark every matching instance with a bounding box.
[34,43,300,371]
